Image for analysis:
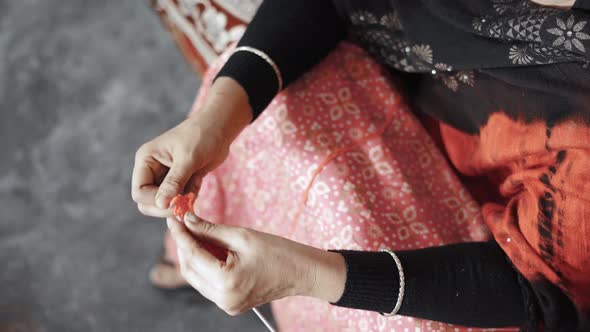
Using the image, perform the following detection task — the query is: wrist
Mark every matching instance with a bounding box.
[185,112,229,150]
[206,77,253,140]
[298,248,346,303]
[189,77,253,146]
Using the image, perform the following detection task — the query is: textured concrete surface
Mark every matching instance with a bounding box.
[0,1,268,331]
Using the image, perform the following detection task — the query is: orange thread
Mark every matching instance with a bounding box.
[287,97,401,237]
[171,192,228,260]
[170,192,197,218]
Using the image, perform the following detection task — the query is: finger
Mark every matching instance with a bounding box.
[178,248,236,314]
[167,217,223,279]
[183,213,241,250]
[176,249,218,301]
[184,173,203,196]
[132,186,159,205]
[156,159,195,209]
[184,161,224,197]
[137,203,173,218]
[132,151,165,204]
[183,213,230,261]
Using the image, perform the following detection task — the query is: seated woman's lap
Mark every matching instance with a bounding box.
[164,43,513,332]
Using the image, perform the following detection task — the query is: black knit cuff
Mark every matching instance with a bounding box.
[329,250,399,313]
[215,51,280,120]
[574,0,590,10]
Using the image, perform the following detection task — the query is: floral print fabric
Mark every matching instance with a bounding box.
[171,43,517,331]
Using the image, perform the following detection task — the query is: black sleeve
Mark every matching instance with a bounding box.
[331,241,532,328]
[574,0,590,10]
[215,0,347,119]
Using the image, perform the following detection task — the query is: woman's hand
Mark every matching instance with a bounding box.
[167,213,347,315]
[131,78,252,217]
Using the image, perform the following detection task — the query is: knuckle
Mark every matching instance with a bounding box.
[173,146,195,165]
[182,146,202,164]
[218,299,242,316]
[187,178,202,192]
[229,303,247,316]
[131,191,140,203]
[136,204,146,214]
[199,221,218,236]
[217,296,231,311]
[224,308,241,317]
[135,143,151,160]
[186,149,200,164]
[164,175,183,188]
[134,149,143,162]
[233,228,251,247]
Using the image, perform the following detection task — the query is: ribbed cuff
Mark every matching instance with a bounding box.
[329,250,400,313]
[215,50,280,120]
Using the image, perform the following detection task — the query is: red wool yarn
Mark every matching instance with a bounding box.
[171,193,228,261]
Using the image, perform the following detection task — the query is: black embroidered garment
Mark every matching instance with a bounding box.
[216,0,590,330]
[337,0,590,134]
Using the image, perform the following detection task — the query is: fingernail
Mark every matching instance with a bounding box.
[175,215,182,222]
[156,197,167,209]
[184,212,198,223]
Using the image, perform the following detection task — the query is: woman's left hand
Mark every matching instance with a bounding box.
[166,213,347,315]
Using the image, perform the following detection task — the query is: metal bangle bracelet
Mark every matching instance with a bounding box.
[379,248,405,317]
[233,46,283,94]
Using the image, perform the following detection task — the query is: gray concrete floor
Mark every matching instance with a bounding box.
[0,1,268,331]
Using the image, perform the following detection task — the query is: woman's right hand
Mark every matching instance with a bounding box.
[131,77,253,218]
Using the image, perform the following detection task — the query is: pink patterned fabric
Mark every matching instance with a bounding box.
[170,42,518,331]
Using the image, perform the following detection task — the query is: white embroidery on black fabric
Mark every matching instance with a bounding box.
[434,63,453,72]
[509,45,534,64]
[350,11,378,25]
[472,17,487,32]
[359,29,435,73]
[492,0,516,15]
[351,12,439,72]
[433,64,475,92]
[474,0,556,43]
[380,12,402,30]
[547,15,590,52]
[412,44,433,64]
[473,0,589,64]
[457,71,475,86]
[351,10,471,91]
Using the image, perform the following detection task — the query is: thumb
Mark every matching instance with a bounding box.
[183,213,238,250]
[156,159,194,208]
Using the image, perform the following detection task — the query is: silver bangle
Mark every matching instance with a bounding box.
[233,46,283,94]
[379,248,405,317]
